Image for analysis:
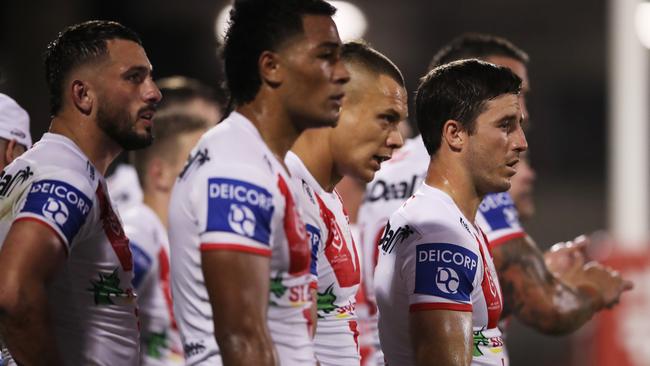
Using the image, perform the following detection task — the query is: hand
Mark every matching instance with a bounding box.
[576,262,633,309]
[544,235,590,277]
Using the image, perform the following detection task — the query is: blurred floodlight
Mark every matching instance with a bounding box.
[215,1,367,41]
[635,2,650,49]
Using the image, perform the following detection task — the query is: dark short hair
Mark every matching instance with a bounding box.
[133,111,208,185]
[416,59,522,155]
[156,76,227,112]
[222,0,337,106]
[44,20,142,117]
[341,41,404,87]
[429,33,529,70]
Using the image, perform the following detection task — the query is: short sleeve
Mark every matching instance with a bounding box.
[476,192,525,247]
[196,166,276,257]
[404,242,479,313]
[15,173,94,250]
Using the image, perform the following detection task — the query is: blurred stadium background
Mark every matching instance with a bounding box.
[2,1,649,365]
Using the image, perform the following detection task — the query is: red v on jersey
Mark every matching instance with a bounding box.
[277,175,310,275]
[476,232,502,329]
[97,183,133,271]
[316,193,361,287]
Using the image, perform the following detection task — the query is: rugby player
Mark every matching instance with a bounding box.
[167,0,349,365]
[0,20,161,365]
[287,41,406,365]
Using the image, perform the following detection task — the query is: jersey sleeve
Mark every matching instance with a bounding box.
[14,171,94,251]
[396,214,480,313]
[475,192,526,247]
[195,165,276,257]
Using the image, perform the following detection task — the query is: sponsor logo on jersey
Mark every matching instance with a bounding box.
[179,148,210,180]
[206,178,274,245]
[306,223,322,276]
[364,174,421,202]
[10,129,25,138]
[378,220,413,254]
[86,161,95,181]
[0,165,33,197]
[20,179,92,243]
[473,329,504,357]
[415,243,478,302]
[478,192,521,231]
[183,341,206,358]
[129,241,152,289]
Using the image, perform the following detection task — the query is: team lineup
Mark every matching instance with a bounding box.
[0,0,633,365]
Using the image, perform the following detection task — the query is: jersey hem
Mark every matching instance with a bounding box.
[409,302,473,313]
[199,243,272,257]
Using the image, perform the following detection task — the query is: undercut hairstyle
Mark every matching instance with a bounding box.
[429,33,529,70]
[416,59,522,155]
[223,0,337,106]
[341,41,405,87]
[156,76,227,113]
[132,112,208,185]
[44,20,142,117]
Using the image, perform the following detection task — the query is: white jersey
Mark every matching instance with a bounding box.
[357,136,525,364]
[375,184,505,366]
[107,163,143,212]
[285,152,361,366]
[122,203,183,366]
[0,133,138,365]
[169,112,315,366]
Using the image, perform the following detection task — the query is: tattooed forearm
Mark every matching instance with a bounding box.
[492,236,599,335]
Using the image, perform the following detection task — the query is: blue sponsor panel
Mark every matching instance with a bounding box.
[20,179,92,244]
[414,243,478,302]
[306,223,322,276]
[206,178,275,245]
[478,192,520,231]
[129,241,152,289]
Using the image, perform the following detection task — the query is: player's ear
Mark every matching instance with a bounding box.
[259,50,282,88]
[71,79,94,116]
[441,119,464,151]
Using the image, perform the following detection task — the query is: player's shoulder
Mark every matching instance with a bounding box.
[177,113,279,188]
[398,185,458,231]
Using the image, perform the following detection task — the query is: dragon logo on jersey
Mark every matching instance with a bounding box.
[435,267,460,294]
[317,284,337,316]
[42,197,69,225]
[228,203,256,237]
[144,331,168,359]
[270,273,287,300]
[87,268,129,305]
[472,329,504,357]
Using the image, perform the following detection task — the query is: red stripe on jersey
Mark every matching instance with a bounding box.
[277,175,311,275]
[409,302,473,312]
[96,184,133,271]
[488,231,527,249]
[158,248,177,329]
[476,232,503,329]
[315,193,361,287]
[14,216,69,256]
[200,243,272,257]
[349,320,360,350]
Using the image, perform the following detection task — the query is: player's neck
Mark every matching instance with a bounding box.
[236,100,301,164]
[143,191,169,228]
[291,128,339,192]
[425,155,482,222]
[49,113,121,175]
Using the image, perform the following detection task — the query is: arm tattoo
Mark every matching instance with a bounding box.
[492,236,596,335]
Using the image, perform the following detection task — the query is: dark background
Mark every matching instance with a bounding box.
[0,1,629,364]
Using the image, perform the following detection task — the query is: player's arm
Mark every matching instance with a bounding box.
[202,250,277,366]
[492,235,628,335]
[409,310,473,366]
[0,220,66,365]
